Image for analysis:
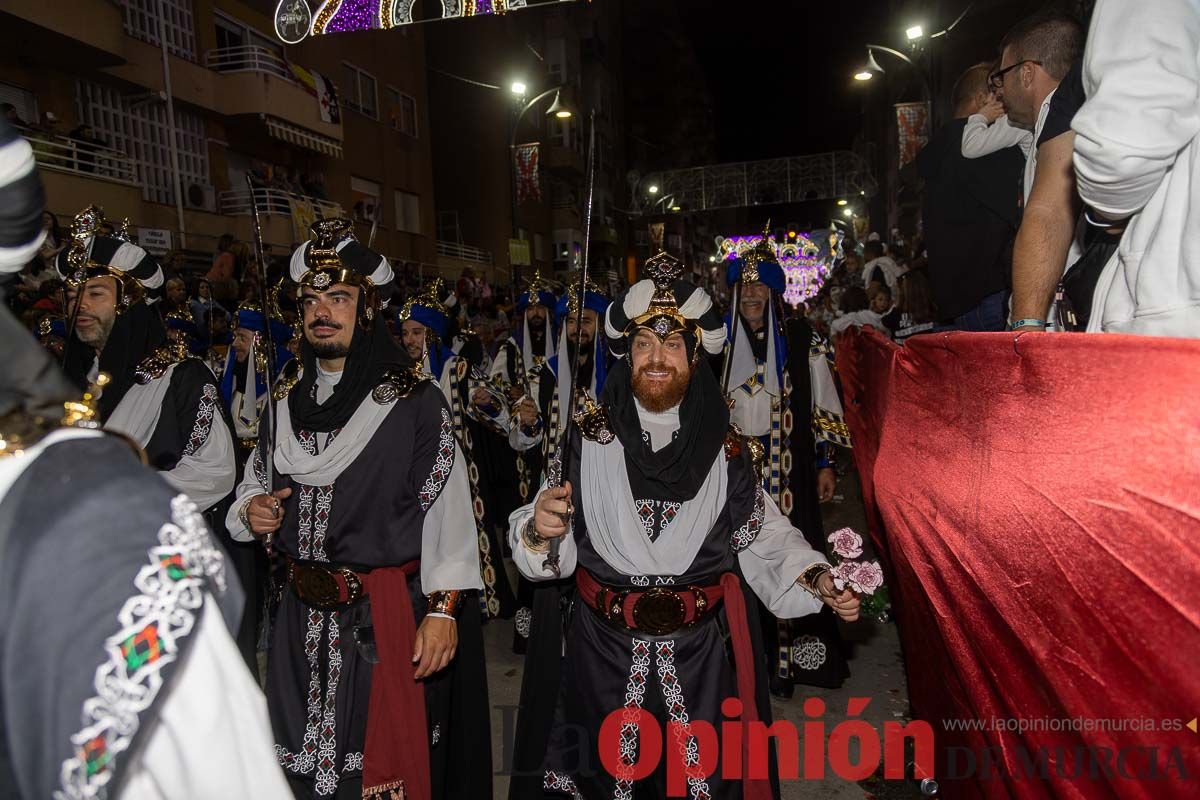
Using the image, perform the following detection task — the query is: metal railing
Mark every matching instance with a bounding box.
[436,240,493,265]
[635,150,879,215]
[218,187,342,218]
[18,127,139,186]
[204,45,295,83]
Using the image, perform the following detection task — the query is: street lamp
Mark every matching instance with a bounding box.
[906,25,924,41]
[837,199,848,206]
[647,184,659,195]
[842,207,854,218]
[508,86,576,291]
[546,91,572,119]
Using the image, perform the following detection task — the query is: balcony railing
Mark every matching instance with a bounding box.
[219,187,342,219]
[18,127,138,185]
[204,45,295,83]
[437,240,493,266]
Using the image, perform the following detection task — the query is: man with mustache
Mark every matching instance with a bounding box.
[489,271,558,509]
[0,121,290,799]
[225,219,490,800]
[507,251,861,800]
[216,300,295,670]
[56,205,236,515]
[397,279,518,621]
[509,279,611,655]
[723,236,856,698]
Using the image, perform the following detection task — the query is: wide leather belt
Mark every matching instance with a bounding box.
[286,557,367,610]
[576,567,724,637]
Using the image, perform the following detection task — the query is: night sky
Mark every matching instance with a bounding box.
[678,0,895,163]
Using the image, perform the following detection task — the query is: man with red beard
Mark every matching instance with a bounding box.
[506,251,860,800]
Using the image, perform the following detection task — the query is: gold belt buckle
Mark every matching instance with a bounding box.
[632,588,687,636]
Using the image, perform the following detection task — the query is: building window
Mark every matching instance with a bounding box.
[387,87,418,137]
[76,80,211,207]
[342,63,378,120]
[550,118,573,150]
[119,0,196,60]
[0,83,37,128]
[351,176,381,223]
[395,190,420,234]
[214,11,284,59]
[553,229,582,272]
[547,38,567,83]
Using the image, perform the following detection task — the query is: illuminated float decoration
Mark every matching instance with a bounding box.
[716,230,835,307]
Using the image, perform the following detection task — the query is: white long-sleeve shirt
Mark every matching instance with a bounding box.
[1072,0,1200,337]
[508,401,828,619]
[962,113,1033,159]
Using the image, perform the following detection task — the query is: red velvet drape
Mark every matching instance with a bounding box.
[836,328,1200,799]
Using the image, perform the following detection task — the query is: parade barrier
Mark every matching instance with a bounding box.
[835,327,1200,799]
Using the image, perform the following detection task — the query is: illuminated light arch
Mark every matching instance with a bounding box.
[717,231,842,307]
[310,0,526,34]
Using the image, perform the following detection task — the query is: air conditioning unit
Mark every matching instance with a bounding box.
[184,182,216,213]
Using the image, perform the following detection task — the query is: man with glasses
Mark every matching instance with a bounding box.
[992,10,1085,332]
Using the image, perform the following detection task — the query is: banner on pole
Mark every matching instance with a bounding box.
[514,143,541,204]
[895,101,930,169]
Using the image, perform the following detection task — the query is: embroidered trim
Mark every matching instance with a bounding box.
[419,408,455,511]
[812,406,852,448]
[515,607,532,638]
[182,383,218,457]
[343,752,363,774]
[297,485,315,560]
[731,484,765,553]
[792,634,829,671]
[656,641,713,800]
[314,617,343,796]
[57,495,226,800]
[543,770,584,799]
[275,609,324,776]
[612,638,652,799]
[311,485,333,563]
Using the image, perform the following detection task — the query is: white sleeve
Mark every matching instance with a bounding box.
[507,486,578,581]
[420,442,485,593]
[738,493,828,618]
[809,350,846,419]
[162,401,236,512]
[830,309,884,335]
[961,113,1030,158]
[489,345,511,386]
[116,599,292,800]
[224,446,268,543]
[1072,0,1200,217]
[508,415,545,451]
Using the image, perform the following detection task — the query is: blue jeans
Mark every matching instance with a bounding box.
[951,290,1009,332]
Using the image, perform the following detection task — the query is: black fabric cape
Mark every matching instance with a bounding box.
[0,434,241,800]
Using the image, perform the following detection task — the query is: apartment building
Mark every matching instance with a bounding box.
[1,0,436,272]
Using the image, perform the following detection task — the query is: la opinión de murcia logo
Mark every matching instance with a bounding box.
[597,696,934,796]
